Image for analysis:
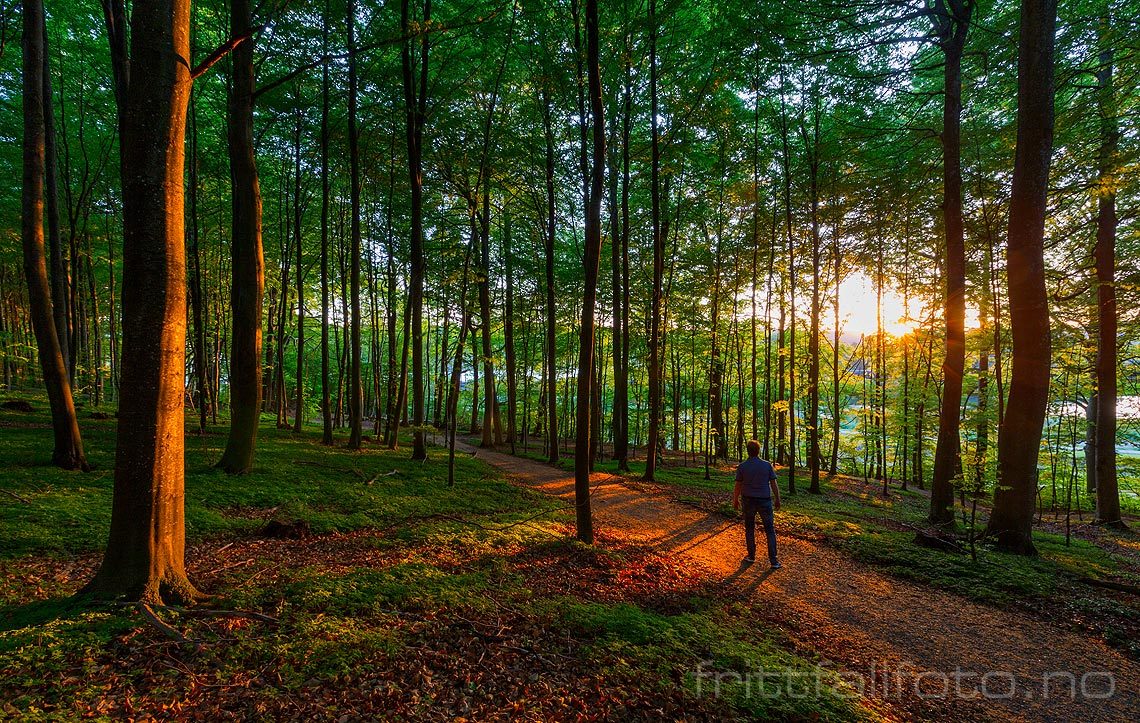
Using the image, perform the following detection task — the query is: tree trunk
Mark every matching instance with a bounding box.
[541,84,559,465]
[1093,20,1124,528]
[930,0,972,525]
[402,0,429,461]
[218,0,264,474]
[320,0,333,444]
[84,0,197,603]
[42,17,70,377]
[987,0,1057,555]
[21,0,88,471]
[293,109,306,434]
[574,0,604,544]
[188,90,210,433]
[347,0,363,449]
[644,0,664,481]
[504,215,518,451]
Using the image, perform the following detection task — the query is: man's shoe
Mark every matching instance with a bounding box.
[743,556,755,564]
[770,561,782,570]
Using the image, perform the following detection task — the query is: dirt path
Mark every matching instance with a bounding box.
[450,440,1139,722]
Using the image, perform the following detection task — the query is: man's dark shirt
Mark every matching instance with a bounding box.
[736,457,777,498]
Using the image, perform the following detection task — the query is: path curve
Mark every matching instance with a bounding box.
[448,439,1139,723]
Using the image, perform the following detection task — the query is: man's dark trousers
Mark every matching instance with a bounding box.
[743,496,777,564]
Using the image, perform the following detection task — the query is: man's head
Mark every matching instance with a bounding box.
[746,439,760,458]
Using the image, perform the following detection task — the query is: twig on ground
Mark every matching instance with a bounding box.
[153,603,280,625]
[1,488,32,504]
[137,603,194,645]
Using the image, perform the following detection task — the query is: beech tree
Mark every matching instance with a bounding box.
[986,0,1058,555]
[84,0,198,602]
[20,0,88,471]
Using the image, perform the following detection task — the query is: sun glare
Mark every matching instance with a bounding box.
[831,272,980,340]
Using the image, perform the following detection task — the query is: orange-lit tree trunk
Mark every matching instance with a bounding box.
[84,0,198,603]
[217,0,264,473]
[21,0,88,471]
[986,0,1057,555]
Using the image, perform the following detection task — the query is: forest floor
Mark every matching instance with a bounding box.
[1,395,1139,722]
[453,435,1140,723]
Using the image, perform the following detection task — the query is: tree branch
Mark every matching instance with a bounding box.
[191,30,259,80]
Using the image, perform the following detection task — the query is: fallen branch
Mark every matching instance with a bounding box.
[1078,576,1140,597]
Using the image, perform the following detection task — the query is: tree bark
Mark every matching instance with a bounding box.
[217,0,264,474]
[574,0,604,544]
[84,0,197,603]
[21,0,88,471]
[347,0,364,450]
[401,0,429,461]
[319,0,333,445]
[930,0,973,525]
[1093,19,1124,528]
[540,83,559,465]
[986,0,1057,555]
[644,0,664,481]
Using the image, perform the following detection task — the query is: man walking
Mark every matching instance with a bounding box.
[733,439,782,568]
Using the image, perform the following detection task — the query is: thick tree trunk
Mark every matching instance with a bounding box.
[21,0,88,471]
[987,0,1057,555]
[84,0,197,603]
[930,0,972,525]
[1093,27,1124,528]
[218,0,264,474]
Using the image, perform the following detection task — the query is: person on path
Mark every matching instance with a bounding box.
[733,439,781,568]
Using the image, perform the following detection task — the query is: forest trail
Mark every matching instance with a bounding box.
[448,439,1139,723]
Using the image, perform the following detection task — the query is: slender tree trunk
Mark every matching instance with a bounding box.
[21,0,88,471]
[930,0,972,524]
[987,0,1057,555]
[401,0,429,461]
[218,0,264,474]
[504,215,518,451]
[346,0,363,449]
[188,90,210,433]
[42,17,70,377]
[573,0,604,544]
[540,84,559,465]
[293,109,305,434]
[644,0,665,481]
[803,104,823,495]
[85,0,197,603]
[320,0,333,444]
